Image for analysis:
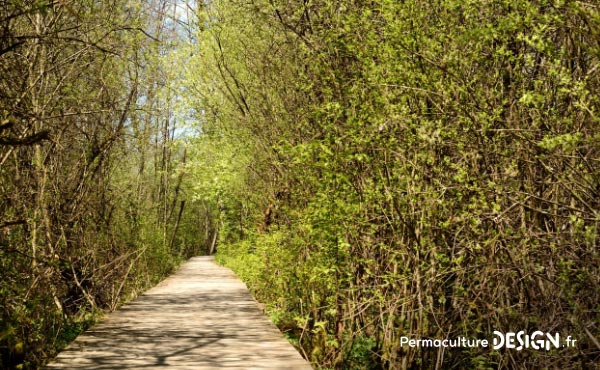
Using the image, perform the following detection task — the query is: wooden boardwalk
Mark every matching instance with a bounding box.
[46,256,311,369]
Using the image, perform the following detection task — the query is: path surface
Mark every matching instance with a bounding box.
[46,256,311,369]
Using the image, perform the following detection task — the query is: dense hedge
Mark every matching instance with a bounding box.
[188,0,599,368]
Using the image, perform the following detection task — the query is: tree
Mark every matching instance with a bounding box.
[187,0,600,368]
[0,1,203,368]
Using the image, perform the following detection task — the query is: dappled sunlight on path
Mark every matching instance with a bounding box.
[46,257,311,369]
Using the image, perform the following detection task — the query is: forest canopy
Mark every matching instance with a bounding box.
[187,0,600,368]
[0,1,207,368]
[1,0,599,369]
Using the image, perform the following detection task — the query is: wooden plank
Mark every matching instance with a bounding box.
[46,256,312,369]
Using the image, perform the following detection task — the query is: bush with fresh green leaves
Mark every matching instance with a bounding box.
[187,0,600,368]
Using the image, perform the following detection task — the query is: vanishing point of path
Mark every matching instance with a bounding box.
[46,256,312,369]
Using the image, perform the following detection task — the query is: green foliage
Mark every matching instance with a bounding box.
[0,1,204,369]
[189,0,600,368]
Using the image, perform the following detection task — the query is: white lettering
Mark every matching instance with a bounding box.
[506,332,516,349]
[493,331,505,350]
[546,333,560,350]
[531,331,544,350]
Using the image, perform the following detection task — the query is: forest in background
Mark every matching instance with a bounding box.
[0,1,214,368]
[187,0,600,369]
[2,0,600,369]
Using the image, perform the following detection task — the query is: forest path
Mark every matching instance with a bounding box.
[46,256,311,369]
